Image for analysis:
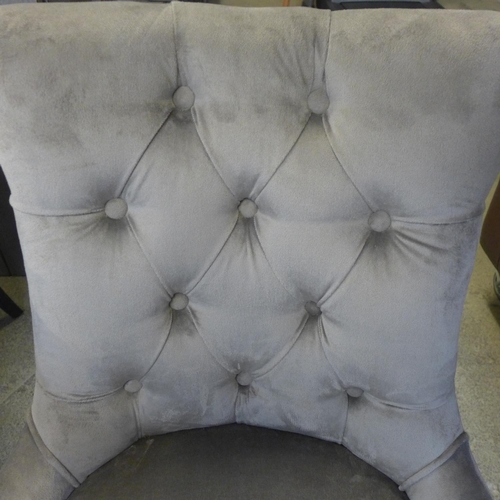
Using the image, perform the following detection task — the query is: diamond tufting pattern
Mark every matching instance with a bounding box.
[0,3,500,499]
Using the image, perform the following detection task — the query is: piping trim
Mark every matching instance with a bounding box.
[399,432,469,491]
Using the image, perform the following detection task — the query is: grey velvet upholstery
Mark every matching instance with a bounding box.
[0,3,499,499]
[69,425,409,500]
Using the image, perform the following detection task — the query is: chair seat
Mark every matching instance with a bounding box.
[69,425,408,500]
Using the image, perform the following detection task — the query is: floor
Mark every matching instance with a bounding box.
[1,0,499,497]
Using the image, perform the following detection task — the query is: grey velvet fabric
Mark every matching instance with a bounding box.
[69,425,408,500]
[0,3,499,499]
[0,424,75,500]
[406,439,493,500]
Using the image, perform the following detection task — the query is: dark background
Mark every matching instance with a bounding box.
[0,167,25,276]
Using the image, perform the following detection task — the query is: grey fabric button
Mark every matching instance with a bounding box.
[236,372,252,386]
[170,293,189,311]
[173,86,195,111]
[346,387,364,398]
[307,88,330,115]
[305,301,321,316]
[104,198,128,220]
[124,380,142,393]
[238,199,258,218]
[368,210,391,232]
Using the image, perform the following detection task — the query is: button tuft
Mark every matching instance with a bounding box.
[346,387,364,398]
[173,86,195,111]
[238,199,258,218]
[305,301,321,316]
[368,210,391,232]
[104,198,128,220]
[236,372,252,387]
[307,88,330,115]
[124,380,142,393]
[170,293,189,311]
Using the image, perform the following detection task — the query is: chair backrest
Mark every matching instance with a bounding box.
[0,3,499,499]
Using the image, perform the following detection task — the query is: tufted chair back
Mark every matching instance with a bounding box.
[0,3,499,499]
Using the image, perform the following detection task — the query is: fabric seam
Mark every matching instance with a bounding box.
[363,388,455,412]
[251,315,309,379]
[119,111,173,198]
[186,217,238,295]
[320,232,371,305]
[186,307,234,373]
[255,115,311,202]
[171,1,181,88]
[189,110,239,200]
[390,212,483,226]
[322,118,374,213]
[252,217,298,300]
[27,408,81,487]
[126,214,171,295]
[10,205,104,217]
[34,380,122,403]
[138,314,174,383]
[399,432,469,491]
[131,396,143,440]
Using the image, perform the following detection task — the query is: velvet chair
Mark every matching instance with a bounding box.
[0,3,499,499]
